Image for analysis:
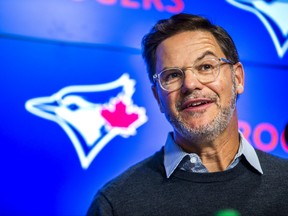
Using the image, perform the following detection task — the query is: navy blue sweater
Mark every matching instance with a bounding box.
[87,148,288,216]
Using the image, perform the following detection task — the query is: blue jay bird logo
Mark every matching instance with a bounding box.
[226,0,288,58]
[25,74,147,169]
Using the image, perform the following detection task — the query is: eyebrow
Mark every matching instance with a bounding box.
[158,51,218,72]
[195,51,218,61]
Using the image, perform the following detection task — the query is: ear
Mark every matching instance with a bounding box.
[233,62,245,94]
[152,85,164,113]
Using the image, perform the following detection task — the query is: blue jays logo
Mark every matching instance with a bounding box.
[25,74,147,169]
[226,0,288,58]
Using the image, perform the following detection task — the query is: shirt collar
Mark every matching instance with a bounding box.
[164,131,263,178]
[239,131,263,174]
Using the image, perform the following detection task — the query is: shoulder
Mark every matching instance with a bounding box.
[86,148,165,215]
[99,147,165,196]
[255,149,288,172]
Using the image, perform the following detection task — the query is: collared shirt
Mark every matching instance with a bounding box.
[164,131,263,178]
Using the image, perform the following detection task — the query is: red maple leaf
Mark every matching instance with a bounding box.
[100,101,139,128]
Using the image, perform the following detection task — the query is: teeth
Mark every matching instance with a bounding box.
[188,101,207,107]
[192,102,202,106]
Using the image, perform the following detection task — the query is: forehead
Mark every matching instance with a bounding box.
[155,31,224,69]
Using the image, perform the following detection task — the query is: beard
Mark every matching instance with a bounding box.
[166,77,237,143]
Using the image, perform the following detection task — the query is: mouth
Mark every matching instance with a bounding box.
[180,98,214,111]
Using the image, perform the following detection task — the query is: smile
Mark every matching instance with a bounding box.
[180,98,214,111]
[187,101,209,107]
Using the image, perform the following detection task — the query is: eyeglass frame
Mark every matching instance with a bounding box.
[152,57,234,92]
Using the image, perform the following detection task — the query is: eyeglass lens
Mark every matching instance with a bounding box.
[159,58,220,91]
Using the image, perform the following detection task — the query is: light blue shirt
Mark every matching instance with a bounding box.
[164,131,263,178]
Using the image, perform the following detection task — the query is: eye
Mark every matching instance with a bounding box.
[67,104,80,111]
[199,64,213,72]
[196,59,217,73]
[161,69,183,83]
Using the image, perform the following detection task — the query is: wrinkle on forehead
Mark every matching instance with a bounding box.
[155,31,224,72]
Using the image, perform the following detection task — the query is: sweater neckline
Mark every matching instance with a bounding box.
[171,158,251,183]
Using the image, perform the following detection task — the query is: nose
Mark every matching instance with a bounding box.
[181,69,204,93]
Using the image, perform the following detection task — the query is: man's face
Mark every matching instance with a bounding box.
[152,30,244,147]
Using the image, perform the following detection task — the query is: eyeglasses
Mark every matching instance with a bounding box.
[153,57,233,92]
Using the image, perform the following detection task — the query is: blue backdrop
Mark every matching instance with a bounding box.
[1,0,287,215]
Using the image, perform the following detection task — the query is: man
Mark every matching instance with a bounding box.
[87,13,288,216]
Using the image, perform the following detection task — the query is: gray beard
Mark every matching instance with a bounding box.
[166,79,237,143]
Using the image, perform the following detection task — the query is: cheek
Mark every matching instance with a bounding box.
[161,92,178,112]
[207,82,224,96]
[208,79,233,102]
